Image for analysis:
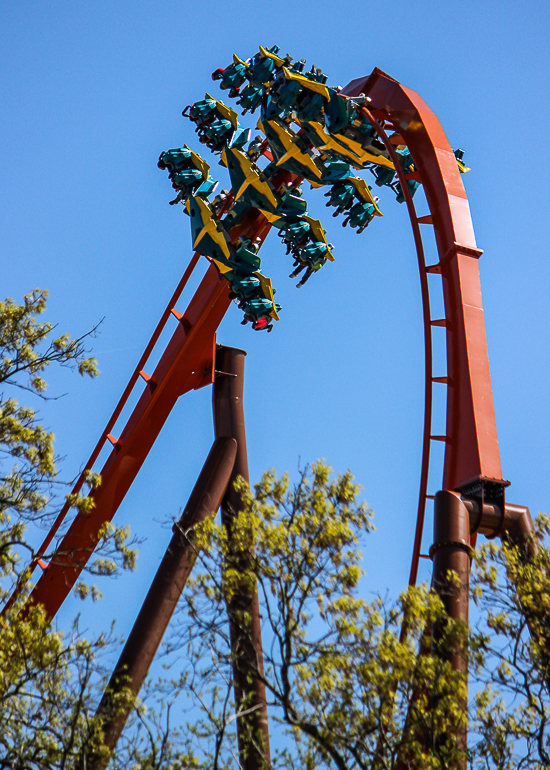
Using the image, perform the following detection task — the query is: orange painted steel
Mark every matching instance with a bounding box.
[344,69,504,588]
[6,69,503,625]
[29,263,230,618]
[19,206,276,619]
[345,69,502,491]
[2,251,202,615]
[346,69,502,489]
[357,104,433,589]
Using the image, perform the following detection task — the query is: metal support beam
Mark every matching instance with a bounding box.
[84,436,237,770]
[429,493,544,765]
[213,345,271,770]
[465,499,536,557]
[464,498,549,691]
[430,490,470,767]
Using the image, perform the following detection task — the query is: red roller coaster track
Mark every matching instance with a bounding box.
[5,67,506,638]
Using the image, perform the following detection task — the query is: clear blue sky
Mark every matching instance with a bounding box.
[2,0,549,636]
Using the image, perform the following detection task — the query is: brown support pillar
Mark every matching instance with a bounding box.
[430,490,471,768]
[212,345,271,770]
[465,499,548,691]
[465,498,537,560]
[86,436,237,770]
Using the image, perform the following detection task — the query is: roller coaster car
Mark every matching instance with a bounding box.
[278,186,308,217]
[325,180,356,213]
[302,216,335,261]
[212,54,249,94]
[185,96,243,153]
[230,270,278,307]
[258,118,323,184]
[281,67,330,97]
[289,241,331,288]
[279,219,334,270]
[454,148,471,173]
[170,168,204,191]
[280,67,330,124]
[203,118,234,150]
[246,57,277,87]
[278,219,313,253]
[375,165,397,187]
[259,44,286,61]
[264,77,301,117]
[242,298,281,331]
[320,158,352,183]
[159,46,470,336]
[325,89,358,134]
[324,176,382,220]
[237,83,265,114]
[301,120,395,171]
[222,146,307,221]
[301,121,360,162]
[344,201,376,233]
[242,45,286,89]
[296,91,326,123]
[158,147,192,174]
[184,96,218,125]
[234,268,278,307]
[229,238,262,276]
[187,195,232,262]
[222,146,280,215]
[158,146,217,204]
[228,275,261,300]
[347,177,383,217]
[395,180,421,204]
[338,122,386,157]
[158,145,210,179]
[299,241,332,266]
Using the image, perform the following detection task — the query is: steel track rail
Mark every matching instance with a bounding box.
[344,68,504,581]
[7,208,273,619]
[359,106,434,588]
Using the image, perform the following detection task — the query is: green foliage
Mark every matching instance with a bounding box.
[170,463,471,769]
[0,605,120,767]
[0,288,98,393]
[0,289,100,572]
[470,517,550,768]
[156,464,550,770]
[0,289,146,768]
[0,289,548,768]
[0,289,137,592]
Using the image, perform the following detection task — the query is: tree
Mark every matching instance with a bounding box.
[470,516,550,768]
[161,463,550,770]
[0,288,140,592]
[0,289,150,768]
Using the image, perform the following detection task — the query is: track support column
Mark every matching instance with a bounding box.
[213,345,271,770]
[83,436,237,770]
[430,490,470,768]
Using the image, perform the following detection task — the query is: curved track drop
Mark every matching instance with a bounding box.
[346,71,506,585]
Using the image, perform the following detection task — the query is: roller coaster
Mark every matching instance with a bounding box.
[4,46,539,769]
